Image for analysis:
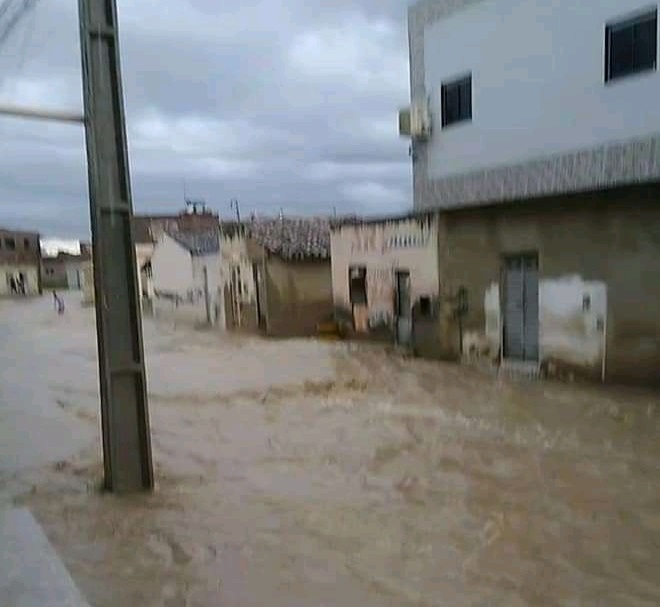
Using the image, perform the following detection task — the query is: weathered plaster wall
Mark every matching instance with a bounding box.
[330,216,440,329]
[135,242,155,302]
[478,276,608,375]
[439,185,660,385]
[151,234,218,326]
[151,234,192,295]
[0,265,39,296]
[219,233,256,300]
[266,257,333,337]
[218,232,258,331]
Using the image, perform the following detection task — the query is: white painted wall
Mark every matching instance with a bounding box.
[479,274,607,370]
[331,218,439,323]
[151,233,193,295]
[424,0,660,178]
[192,253,222,325]
[539,276,607,368]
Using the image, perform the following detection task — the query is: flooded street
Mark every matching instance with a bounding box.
[1,296,659,606]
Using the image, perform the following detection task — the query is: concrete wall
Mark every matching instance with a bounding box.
[41,259,68,289]
[151,234,193,295]
[409,0,660,208]
[265,256,333,337]
[219,232,257,331]
[330,216,440,336]
[0,265,39,296]
[437,184,660,385]
[192,253,222,326]
[64,263,86,290]
[81,262,94,305]
[135,243,155,301]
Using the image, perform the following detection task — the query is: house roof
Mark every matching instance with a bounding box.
[133,212,220,244]
[168,230,220,256]
[248,217,331,260]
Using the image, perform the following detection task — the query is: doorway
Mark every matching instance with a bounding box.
[395,270,412,346]
[349,266,368,332]
[253,262,265,328]
[502,253,539,361]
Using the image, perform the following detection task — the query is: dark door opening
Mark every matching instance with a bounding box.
[349,266,368,332]
[395,270,412,346]
[253,263,265,328]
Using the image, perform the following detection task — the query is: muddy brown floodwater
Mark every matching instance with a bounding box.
[1,297,659,606]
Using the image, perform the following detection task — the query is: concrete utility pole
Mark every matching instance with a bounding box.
[78,0,153,492]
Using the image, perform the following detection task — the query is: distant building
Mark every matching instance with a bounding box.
[41,249,92,291]
[0,227,41,296]
[400,0,660,385]
[245,217,334,337]
[132,207,219,311]
[213,217,334,337]
[150,229,221,326]
[330,214,441,351]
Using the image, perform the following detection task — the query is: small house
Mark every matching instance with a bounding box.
[221,217,333,337]
[151,229,221,326]
[330,214,441,354]
[0,227,41,296]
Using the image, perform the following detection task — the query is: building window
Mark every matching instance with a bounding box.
[349,266,367,305]
[605,9,657,82]
[5,237,16,250]
[441,74,472,127]
[23,238,30,249]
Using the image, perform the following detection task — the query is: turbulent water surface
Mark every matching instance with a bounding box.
[1,297,658,606]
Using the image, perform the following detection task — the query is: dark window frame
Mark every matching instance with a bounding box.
[605,9,658,83]
[5,237,16,250]
[441,73,472,128]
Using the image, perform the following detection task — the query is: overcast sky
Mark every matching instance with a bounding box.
[0,0,412,239]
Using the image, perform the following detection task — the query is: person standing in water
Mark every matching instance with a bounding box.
[52,290,65,315]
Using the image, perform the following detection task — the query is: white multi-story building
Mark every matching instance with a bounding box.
[406,0,660,208]
[397,0,660,386]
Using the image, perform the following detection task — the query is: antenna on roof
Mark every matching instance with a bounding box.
[230,198,241,223]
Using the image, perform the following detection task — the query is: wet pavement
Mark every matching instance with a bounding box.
[1,296,659,606]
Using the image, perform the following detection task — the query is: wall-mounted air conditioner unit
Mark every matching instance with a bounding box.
[398,99,431,140]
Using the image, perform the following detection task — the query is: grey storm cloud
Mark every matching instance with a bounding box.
[0,0,412,238]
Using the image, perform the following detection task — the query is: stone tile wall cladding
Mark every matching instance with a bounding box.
[408,0,660,209]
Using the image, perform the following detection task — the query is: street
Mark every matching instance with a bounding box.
[1,296,659,607]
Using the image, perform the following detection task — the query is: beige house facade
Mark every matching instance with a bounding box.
[331,215,440,345]
[0,228,41,297]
